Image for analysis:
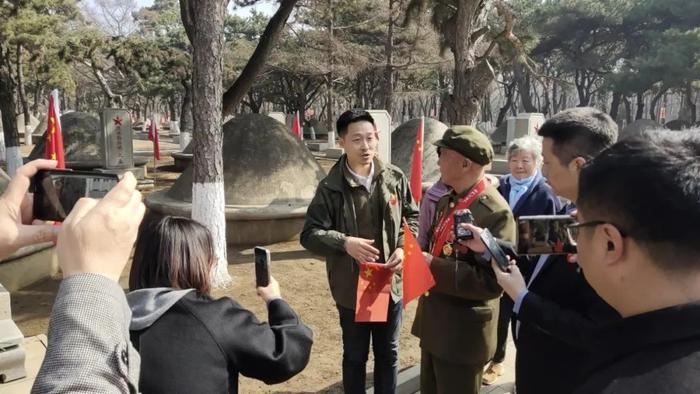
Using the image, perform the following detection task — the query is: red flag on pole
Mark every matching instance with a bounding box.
[291,111,302,140]
[402,221,435,307]
[44,90,65,168]
[355,262,393,322]
[409,116,424,203]
[148,115,161,160]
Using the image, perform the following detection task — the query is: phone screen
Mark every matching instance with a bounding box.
[32,170,119,222]
[517,215,577,255]
[253,246,271,287]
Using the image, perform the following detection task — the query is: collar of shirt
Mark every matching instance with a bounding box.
[345,160,375,192]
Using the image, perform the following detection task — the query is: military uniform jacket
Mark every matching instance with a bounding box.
[411,179,516,365]
[300,155,419,310]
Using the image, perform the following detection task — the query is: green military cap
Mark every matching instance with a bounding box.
[433,125,494,165]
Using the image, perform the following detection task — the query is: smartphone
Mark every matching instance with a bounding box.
[517,215,577,255]
[253,246,271,287]
[480,228,511,272]
[454,209,475,240]
[32,169,120,222]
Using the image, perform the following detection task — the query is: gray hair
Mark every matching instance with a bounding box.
[507,136,543,167]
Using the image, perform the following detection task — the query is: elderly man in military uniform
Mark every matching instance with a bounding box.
[412,126,517,394]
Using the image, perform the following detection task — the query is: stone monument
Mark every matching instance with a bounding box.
[367,110,392,164]
[506,113,545,145]
[28,111,147,174]
[101,108,134,169]
[146,113,326,244]
[0,283,26,383]
[267,112,287,126]
[391,118,448,185]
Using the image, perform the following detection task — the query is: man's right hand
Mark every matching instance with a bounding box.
[257,276,282,303]
[57,172,145,282]
[344,236,380,263]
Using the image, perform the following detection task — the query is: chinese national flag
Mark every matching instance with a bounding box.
[44,92,65,168]
[409,117,424,203]
[355,262,393,322]
[291,111,302,140]
[148,116,161,160]
[402,222,435,307]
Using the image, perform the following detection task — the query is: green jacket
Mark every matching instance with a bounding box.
[300,155,420,310]
[411,180,516,365]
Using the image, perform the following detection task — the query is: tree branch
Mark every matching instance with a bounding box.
[222,0,298,116]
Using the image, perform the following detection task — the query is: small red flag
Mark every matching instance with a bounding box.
[44,92,65,169]
[355,262,392,322]
[409,117,424,203]
[402,222,435,307]
[291,111,302,140]
[148,116,161,160]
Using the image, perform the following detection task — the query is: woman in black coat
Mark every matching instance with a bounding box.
[127,216,313,394]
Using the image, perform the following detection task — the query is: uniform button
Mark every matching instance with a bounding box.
[121,349,129,365]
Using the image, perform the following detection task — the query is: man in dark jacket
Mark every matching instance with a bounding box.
[412,126,516,394]
[300,109,419,394]
[489,107,620,393]
[572,130,700,393]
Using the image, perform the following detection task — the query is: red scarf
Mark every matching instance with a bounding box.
[430,178,488,257]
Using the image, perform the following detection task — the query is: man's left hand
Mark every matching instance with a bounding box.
[386,247,404,272]
[491,258,527,300]
[0,159,59,260]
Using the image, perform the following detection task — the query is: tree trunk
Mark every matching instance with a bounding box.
[622,95,632,125]
[381,0,396,113]
[326,0,334,131]
[610,91,622,121]
[635,92,644,120]
[515,65,537,113]
[221,0,297,116]
[575,70,590,107]
[181,0,230,285]
[685,82,697,124]
[179,79,194,149]
[16,45,30,130]
[0,47,22,175]
[451,1,491,125]
[649,88,667,121]
[496,79,516,127]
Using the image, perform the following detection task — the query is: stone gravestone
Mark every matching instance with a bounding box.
[506,113,545,145]
[0,283,26,382]
[267,112,287,126]
[367,110,392,164]
[101,108,134,169]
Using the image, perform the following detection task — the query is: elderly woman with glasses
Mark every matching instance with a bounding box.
[482,135,561,385]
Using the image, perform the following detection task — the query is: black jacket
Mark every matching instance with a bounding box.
[515,255,619,394]
[575,301,700,394]
[496,239,619,394]
[127,289,313,394]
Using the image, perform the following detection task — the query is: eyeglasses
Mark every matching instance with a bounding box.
[566,220,628,241]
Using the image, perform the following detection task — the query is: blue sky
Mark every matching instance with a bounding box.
[135,0,276,16]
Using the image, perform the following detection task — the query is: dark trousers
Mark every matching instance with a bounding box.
[420,349,482,394]
[493,294,514,363]
[337,299,402,394]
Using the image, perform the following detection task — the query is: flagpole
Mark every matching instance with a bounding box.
[151,113,157,188]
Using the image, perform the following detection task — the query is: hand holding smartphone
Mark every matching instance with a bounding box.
[480,229,511,273]
[32,169,120,222]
